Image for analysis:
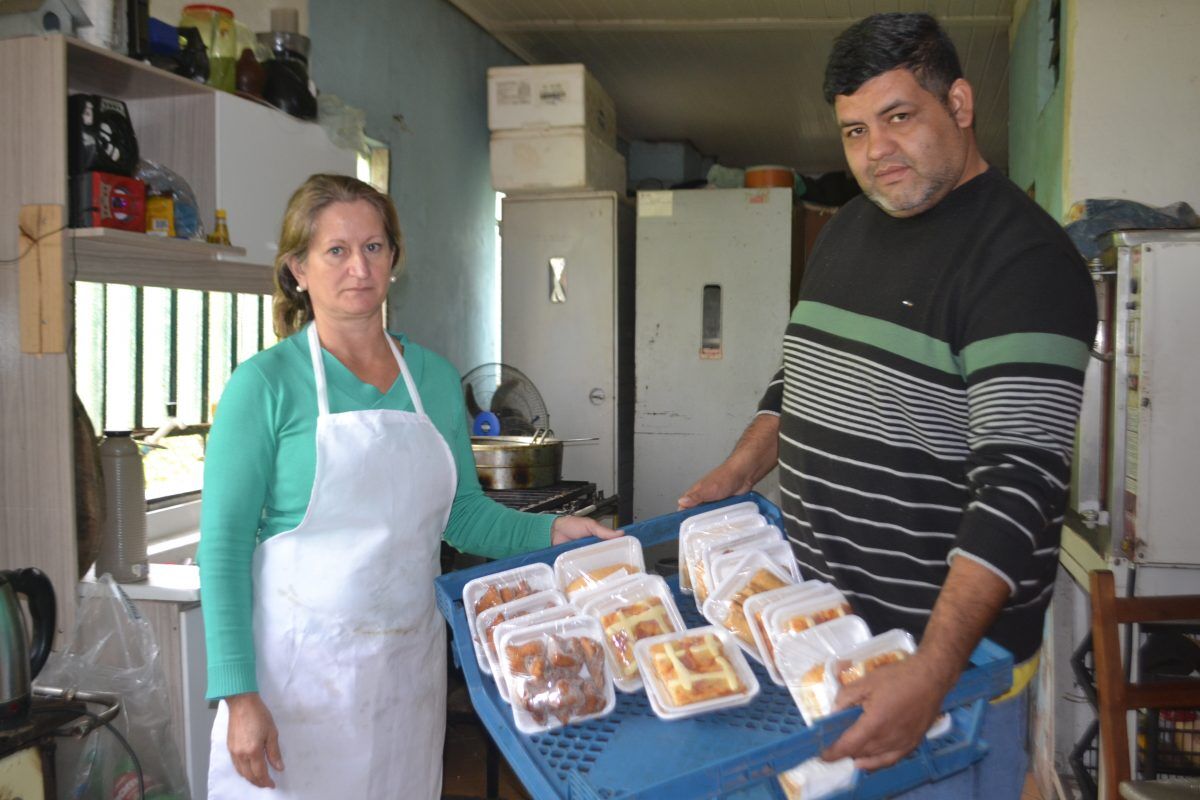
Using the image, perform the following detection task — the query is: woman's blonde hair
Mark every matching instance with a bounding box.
[272,174,404,337]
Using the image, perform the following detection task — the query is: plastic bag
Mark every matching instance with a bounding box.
[35,575,190,799]
[317,93,370,157]
[134,160,206,241]
[1064,198,1199,260]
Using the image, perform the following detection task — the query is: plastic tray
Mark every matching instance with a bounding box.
[434,493,1013,800]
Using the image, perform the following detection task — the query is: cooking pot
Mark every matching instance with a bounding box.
[470,435,563,490]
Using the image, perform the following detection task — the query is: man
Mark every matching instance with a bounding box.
[679,13,1096,797]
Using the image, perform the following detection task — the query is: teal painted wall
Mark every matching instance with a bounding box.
[309,0,520,373]
[1009,0,1069,222]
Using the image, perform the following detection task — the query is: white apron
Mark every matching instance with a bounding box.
[208,324,456,799]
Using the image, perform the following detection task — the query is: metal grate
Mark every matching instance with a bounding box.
[485,481,601,514]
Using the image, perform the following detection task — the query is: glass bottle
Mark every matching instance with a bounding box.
[208,209,231,246]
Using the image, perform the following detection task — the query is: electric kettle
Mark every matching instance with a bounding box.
[0,567,56,729]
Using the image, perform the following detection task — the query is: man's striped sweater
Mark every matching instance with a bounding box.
[757,168,1096,663]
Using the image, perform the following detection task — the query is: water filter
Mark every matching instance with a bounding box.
[95,431,148,583]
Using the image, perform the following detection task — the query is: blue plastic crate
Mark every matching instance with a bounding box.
[434,494,1013,799]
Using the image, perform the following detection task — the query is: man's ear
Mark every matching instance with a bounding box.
[946,78,975,129]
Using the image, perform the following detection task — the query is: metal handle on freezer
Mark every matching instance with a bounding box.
[549,257,566,303]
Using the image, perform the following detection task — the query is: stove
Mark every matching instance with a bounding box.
[483,479,615,516]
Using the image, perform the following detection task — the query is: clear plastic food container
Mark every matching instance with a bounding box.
[497,615,615,734]
[568,570,642,610]
[474,589,568,674]
[677,503,764,593]
[742,582,831,683]
[463,563,556,669]
[580,574,686,692]
[633,625,760,720]
[700,554,795,657]
[487,604,578,701]
[687,524,781,608]
[778,755,857,799]
[761,587,854,663]
[707,537,800,597]
[775,613,870,726]
[553,537,645,599]
[829,628,917,688]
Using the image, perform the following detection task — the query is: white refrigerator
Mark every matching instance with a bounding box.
[634,188,792,520]
[500,191,635,523]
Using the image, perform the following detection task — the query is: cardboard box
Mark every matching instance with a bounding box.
[491,127,626,195]
[488,63,617,146]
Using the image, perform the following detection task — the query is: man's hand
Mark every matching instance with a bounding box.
[551,515,621,545]
[678,414,780,509]
[823,555,1010,770]
[226,692,284,788]
[821,653,956,770]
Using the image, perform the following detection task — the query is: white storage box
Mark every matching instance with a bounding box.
[488,63,617,146]
[490,128,626,195]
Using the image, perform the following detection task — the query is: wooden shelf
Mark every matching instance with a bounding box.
[68,228,273,294]
[66,36,213,99]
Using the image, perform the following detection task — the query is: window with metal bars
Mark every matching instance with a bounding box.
[74,282,276,504]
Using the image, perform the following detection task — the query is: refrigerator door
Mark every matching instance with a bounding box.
[500,192,632,518]
[1124,238,1200,565]
[634,188,791,520]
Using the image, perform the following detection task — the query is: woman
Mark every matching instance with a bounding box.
[199,174,615,798]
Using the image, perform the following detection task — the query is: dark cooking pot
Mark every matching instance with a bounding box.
[470,435,563,490]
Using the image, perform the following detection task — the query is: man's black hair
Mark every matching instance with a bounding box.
[822,13,964,105]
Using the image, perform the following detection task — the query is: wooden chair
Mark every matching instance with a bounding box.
[1090,570,1200,800]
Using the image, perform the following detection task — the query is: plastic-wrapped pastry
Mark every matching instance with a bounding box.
[565,562,639,596]
[648,632,746,706]
[474,590,568,674]
[676,502,764,593]
[554,537,646,599]
[498,616,614,733]
[462,563,557,672]
[701,555,794,651]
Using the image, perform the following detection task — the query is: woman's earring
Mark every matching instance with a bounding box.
[389,275,397,284]
[297,285,307,293]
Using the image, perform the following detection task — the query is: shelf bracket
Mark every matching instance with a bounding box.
[17,204,66,355]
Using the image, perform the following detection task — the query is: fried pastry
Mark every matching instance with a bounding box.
[474,579,534,616]
[722,569,789,645]
[649,633,745,706]
[784,602,853,635]
[565,562,637,595]
[505,634,608,726]
[836,649,908,686]
[600,597,676,678]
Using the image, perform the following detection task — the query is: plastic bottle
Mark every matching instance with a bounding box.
[208,208,231,246]
[95,431,149,583]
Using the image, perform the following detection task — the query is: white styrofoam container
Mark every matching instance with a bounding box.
[490,127,626,195]
[488,63,617,146]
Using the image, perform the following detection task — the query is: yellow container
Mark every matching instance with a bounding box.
[145,196,175,237]
[179,4,237,93]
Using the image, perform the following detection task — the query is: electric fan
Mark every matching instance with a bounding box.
[461,363,550,436]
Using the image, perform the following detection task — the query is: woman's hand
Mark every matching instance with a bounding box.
[550,515,622,545]
[226,692,284,788]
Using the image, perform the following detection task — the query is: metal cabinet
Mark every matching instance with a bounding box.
[500,191,634,523]
[633,188,792,520]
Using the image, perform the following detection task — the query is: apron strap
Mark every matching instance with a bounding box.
[307,323,331,417]
[385,334,427,417]
[306,323,427,418]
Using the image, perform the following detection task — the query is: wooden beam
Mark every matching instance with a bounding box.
[18,204,66,355]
